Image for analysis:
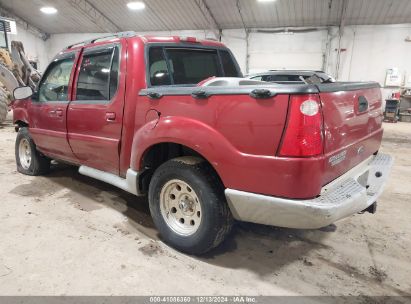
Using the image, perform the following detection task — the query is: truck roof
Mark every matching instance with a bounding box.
[63,31,225,52]
[141,35,225,47]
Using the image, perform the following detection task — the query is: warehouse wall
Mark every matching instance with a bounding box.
[44,28,329,74]
[45,32,110,63]
[15,24,411,89]
[221,28,329,74]
[222,24,411,85]
[333,24,411,84]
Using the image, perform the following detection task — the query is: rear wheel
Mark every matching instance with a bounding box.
[15,127,50,175]
[148,157,233,255]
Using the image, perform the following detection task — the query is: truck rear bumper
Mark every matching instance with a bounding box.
[225,153,393,229]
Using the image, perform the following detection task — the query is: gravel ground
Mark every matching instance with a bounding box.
[0,112,410,297]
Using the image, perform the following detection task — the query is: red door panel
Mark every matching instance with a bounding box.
[29,102,74,159]
[28,52,79,162]
[67,104,123,174]
[67,41,126,175]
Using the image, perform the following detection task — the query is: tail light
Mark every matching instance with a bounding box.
[278,94,324,157]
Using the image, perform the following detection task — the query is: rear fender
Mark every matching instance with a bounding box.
[130,116,242,184]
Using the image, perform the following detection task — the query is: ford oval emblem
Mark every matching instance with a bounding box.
[358,96,368,112]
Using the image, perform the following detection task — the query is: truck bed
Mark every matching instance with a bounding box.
[140,80,383,199]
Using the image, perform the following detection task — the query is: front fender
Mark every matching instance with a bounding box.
[130,116,245,184]
[12,99,30,126]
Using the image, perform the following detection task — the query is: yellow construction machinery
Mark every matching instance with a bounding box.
[0,19,41,123]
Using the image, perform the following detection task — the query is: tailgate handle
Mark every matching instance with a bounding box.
[250,89,273,99]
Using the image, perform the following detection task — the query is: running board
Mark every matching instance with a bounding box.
[78,166,140,195]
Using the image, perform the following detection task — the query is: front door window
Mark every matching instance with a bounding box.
[38,57,75,102]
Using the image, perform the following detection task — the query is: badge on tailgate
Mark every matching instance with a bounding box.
[329,150,347,166]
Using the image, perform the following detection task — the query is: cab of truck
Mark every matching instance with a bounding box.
[12,33,241,172]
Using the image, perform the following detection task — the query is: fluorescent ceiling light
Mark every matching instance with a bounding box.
[40,6,58,14]
[257,0,277,2]
[127,1,146,10]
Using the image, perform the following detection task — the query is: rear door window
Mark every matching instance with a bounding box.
[76,46,119,101]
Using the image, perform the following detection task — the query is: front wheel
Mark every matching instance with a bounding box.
[148,157,233,255]
[15,127,50,176]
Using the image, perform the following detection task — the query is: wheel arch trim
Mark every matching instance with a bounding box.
[130,116,242,186]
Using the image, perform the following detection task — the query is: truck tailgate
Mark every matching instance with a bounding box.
[318,83,383,186]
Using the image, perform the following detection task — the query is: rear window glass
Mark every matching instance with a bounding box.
[148,47,240,86]
[148,48,172,86]
[220,50,238,77]
[165,48,222,85]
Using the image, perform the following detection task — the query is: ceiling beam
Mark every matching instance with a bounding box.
[194,0,222,40]
[236,0,247,31]
[67,0,121,33]
[0,6,49,41]
[339,0,349,34]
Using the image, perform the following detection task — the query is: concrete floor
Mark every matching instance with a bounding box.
[0,112,410,296]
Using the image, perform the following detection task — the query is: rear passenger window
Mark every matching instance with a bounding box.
[220,50,239,77]
[76,46,119,101]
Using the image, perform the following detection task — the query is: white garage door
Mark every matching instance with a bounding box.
[248,30,328,74]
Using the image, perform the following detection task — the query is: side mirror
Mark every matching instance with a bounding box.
[13,86,33,100]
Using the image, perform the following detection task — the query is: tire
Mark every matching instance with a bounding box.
[148,156,233,255]
[15,127,50,176]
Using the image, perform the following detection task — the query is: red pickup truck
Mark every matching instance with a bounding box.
[12,32,392,254]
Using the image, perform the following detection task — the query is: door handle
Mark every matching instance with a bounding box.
[106,112,116,121]
[48,109,63,117]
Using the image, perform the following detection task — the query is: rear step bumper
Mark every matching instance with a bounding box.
[225,153,393,229]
